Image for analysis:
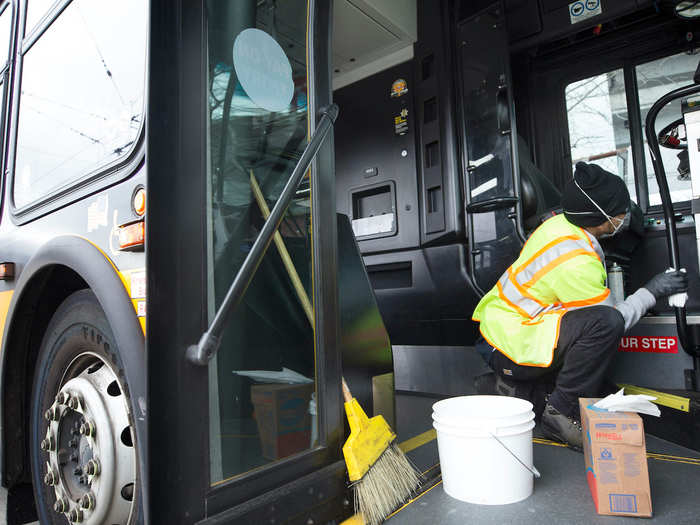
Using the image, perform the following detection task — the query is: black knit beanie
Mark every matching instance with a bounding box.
[562,162,630,227]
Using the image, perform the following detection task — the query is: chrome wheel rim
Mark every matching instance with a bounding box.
[42,353,136,524]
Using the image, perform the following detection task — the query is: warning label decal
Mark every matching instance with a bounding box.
[569,0,602,25]
[618,336,678,354]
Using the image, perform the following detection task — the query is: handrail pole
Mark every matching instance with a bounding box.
[186,104,339,365]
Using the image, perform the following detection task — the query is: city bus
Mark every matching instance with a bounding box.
[0,0,700,524]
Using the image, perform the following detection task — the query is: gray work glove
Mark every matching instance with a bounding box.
[643,270,689,300]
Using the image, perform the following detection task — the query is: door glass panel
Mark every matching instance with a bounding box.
[205,0,314,484]
[637,51,699,205]
[565,69,636,202]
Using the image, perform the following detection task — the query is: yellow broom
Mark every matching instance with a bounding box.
[250,172,420,525]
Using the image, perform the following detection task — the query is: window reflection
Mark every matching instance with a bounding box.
[206,0,315,484]
[14,0,146,208]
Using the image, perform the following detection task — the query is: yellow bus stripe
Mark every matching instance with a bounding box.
[0,290,14,348]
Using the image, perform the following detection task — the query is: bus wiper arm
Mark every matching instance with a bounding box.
[186,104,339,366]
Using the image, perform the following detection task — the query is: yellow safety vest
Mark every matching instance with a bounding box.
[472,214,610,367]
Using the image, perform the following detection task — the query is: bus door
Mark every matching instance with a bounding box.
[457,3,525,294]
[147,1,346,523]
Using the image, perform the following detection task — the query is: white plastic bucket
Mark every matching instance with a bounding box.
[432,395,537,505]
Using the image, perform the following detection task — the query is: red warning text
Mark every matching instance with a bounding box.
[618,336,678,354]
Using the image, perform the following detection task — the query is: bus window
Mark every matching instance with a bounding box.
[13,0,146,208]
[205,0,314,484]
[565,68,636,202]
[637,51,699,205]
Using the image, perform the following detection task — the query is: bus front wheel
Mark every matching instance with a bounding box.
[30,289,137,525]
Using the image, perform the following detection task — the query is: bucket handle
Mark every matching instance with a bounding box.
[489,432,541,479]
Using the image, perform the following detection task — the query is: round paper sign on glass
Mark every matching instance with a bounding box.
[233,28,294,112]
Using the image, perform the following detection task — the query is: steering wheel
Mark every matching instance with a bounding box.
[657,117,687,150]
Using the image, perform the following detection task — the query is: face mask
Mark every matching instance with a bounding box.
[598,210,630,239]
[569,177,629,238]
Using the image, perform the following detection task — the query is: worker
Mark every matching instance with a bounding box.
[473,162,688,449]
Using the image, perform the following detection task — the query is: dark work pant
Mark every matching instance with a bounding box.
[488,305,625,419]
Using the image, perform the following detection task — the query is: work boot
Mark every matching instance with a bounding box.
[541,402,583,451]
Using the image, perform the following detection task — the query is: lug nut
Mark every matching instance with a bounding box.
[79,421,95,438]
[44,468,58,486]
[67,396,81,410]
[68,438,78,448]
[85,459,100,476]
[70,453,79,464]
[56,392,71,405]
[73,467,82,476]
[40,436,56,451]
[68,508,83,522]
[80,492,95,510]
[53,497,68,513]
[44,406,59,421]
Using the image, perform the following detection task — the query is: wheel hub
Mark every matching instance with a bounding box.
[42,355,136,524]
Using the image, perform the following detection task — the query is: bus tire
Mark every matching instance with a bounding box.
[29,289,138,525]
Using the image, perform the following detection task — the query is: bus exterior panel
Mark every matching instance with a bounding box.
[0,0,147,523]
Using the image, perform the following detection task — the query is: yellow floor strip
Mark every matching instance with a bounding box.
[398,429,437,453]
[535,436,700,466]
[340,462,441,525]
[647,452,700,463]
[386,479,444,519]
[617,383,690,412]
[533,437,567,448]
[340,515,364,525]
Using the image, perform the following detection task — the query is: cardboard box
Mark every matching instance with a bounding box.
[251,383,313,460]
[580,398,652,517]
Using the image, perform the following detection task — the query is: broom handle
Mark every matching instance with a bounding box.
[251,171,354,405]
[250,171,314,326]
[342,377,353,403]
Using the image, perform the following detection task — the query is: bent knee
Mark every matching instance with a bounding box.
[587,305,625,337]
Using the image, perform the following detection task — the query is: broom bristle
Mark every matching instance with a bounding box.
[353,442,421,525]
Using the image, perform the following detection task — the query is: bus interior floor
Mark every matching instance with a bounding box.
[391,392,700,524]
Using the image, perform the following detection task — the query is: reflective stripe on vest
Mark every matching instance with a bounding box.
[472,214,609,367]
[496,235,600,320]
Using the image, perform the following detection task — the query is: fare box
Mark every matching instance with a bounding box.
[579,398,652,518]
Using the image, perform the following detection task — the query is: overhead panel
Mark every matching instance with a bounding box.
[332,0,417,89]
[332,1,399,65]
